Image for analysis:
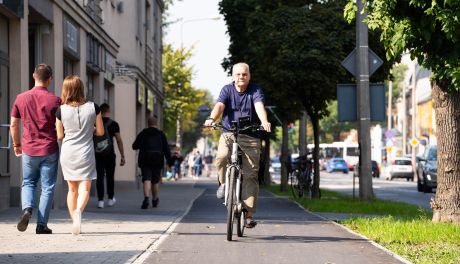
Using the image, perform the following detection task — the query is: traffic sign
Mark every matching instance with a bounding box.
[341,48,383,77]
[410,137,419,147]
[337,83,386,121]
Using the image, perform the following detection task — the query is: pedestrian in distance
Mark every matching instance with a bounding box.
[204,62,271,228]
[56,75,104,235]
[132,116,172,209]
[187,149,196,178]
[94,103,126,208]
[10,64,61,234]
[171,149,184,180]
[193,150,203,179]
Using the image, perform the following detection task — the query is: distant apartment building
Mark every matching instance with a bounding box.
[0,0,164,210]
[393,54,436,157]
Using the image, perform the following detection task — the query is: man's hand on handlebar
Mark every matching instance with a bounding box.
[261,121,271,132]
[203,118,215,127]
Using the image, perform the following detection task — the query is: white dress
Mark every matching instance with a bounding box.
[59,102,97,181]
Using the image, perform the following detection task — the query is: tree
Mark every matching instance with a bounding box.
[320,101,355,142]
[162,44,212,151]
[345,0,460,223]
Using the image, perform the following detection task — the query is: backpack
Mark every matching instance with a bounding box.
[94,119,113,156]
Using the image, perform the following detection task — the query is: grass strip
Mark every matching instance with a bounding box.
[263,184,460,264]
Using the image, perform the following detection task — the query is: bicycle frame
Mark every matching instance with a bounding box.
[224,142,242,207]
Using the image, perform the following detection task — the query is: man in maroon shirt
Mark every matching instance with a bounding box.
[10,64,61,234]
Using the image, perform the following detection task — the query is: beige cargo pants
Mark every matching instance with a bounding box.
[215,133,261,213]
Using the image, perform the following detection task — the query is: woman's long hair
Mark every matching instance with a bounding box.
[61,75,86,105]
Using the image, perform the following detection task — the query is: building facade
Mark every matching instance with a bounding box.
[0,0,164,210]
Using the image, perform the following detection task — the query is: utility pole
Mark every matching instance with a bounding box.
[356,0,374,200]
[411,63,417,180]
[387,70,393,165]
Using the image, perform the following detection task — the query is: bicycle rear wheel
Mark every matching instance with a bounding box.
[226,167,236,241]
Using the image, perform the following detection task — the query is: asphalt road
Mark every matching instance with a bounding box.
[319,171,435,210]
[142,181,404,264]
[272,170,435,210]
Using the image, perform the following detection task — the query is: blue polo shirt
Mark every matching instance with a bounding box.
[217,82,265,137]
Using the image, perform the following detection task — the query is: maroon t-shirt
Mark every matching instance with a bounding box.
[11,86,61,156]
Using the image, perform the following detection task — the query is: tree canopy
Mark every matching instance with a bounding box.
[345,0,460,223]
[162,44,213,153]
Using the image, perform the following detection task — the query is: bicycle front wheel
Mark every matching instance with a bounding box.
[226,166,236,241]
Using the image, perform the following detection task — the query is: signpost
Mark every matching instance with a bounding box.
[338,0,380,201]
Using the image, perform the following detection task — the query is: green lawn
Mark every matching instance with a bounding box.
[263,184,460,264]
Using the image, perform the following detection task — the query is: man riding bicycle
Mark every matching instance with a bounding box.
[204,62,271,228]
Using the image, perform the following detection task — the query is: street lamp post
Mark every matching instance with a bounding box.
[180,17,221,48]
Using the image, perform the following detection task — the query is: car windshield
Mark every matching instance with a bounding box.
[395,160,411,165]
[333,159,346,163]
[271,157,280,164]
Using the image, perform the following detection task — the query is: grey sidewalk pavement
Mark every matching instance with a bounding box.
[0,177,205,264]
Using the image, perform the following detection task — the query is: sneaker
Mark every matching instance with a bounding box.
[36,224,53,234]
[244,217,257,228]
[152,198,159,208]
[216,184,225,199]
[97,200,104,208]
[72,209,81,235]
[17,208,32,232]
[141,198,149,209]
[107,198,116,207]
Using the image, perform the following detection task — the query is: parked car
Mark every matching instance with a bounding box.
[416,145,437,193]
[326,158,349,173]
[269,156,281,174]
[353,160,380,178]
[387,157,414,181]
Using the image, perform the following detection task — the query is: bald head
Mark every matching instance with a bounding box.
[232,62,251,91]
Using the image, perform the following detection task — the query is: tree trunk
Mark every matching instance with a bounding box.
[263,137,271,185]
[258,136,271,186]
[176,112,182,150]
[310,113,321,199]
[280,121,289,192]
[431,81,460,223]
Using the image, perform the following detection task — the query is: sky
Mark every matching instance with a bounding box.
[163,0,231,100]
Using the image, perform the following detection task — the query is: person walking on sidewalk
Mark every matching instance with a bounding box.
[171,149,184,180]
[10,64,61,234]
[56,75,104,235]
[132,116,172,209]
[95,103,126,208]
[204,62,271,228]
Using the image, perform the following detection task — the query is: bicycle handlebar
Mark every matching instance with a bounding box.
[203,123,265,133]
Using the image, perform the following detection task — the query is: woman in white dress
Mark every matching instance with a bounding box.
[56,75,104,235]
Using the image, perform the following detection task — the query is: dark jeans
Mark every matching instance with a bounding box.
[96,154,116,201]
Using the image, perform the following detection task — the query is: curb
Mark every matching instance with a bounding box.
[131,183,205,264]
[269,191,412,264]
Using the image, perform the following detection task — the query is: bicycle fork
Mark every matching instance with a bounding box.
[224,142,241,207]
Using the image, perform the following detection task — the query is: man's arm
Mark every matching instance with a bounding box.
[254,102,271,132]
[114,132,125,166]
[10,117,22,156]
[204,102,225,126]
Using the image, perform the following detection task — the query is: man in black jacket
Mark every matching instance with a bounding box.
[132,116,172,209]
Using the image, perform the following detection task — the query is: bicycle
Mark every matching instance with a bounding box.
[205,119,264,241]
[290,153,313,199]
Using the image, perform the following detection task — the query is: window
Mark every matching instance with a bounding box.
[86,73,95,101]
[64,16,80,60]
[84,0,103,25]
[86,34,102,72]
